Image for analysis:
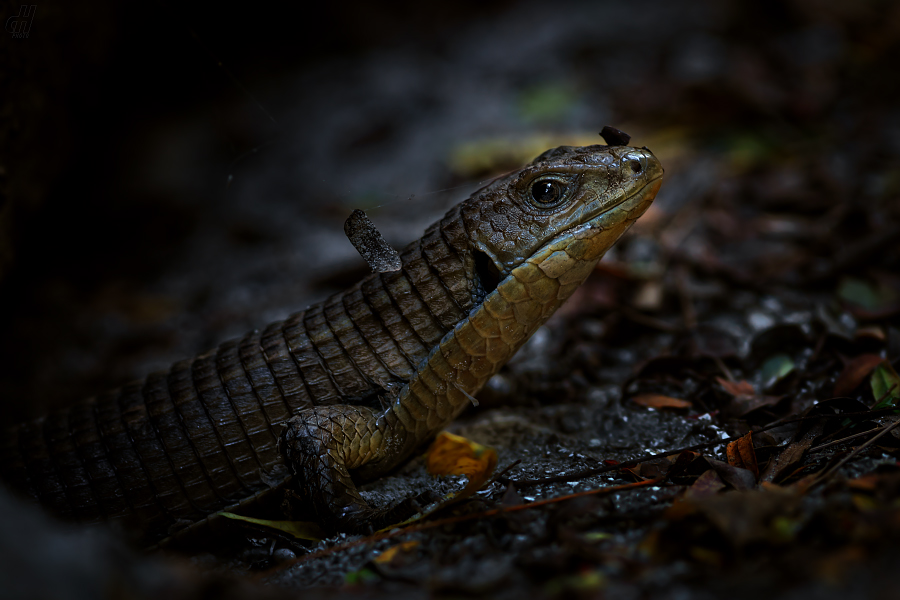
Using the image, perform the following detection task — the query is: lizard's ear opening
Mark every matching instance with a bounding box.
[473,249,501,296]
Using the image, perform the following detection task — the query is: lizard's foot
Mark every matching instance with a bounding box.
[353,488,443,532]
[279,405,413,532]
[281,484,438,534]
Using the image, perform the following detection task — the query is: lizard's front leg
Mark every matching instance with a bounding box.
[278,405,420,532]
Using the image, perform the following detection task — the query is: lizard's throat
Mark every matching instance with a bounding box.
[469,175,662,308]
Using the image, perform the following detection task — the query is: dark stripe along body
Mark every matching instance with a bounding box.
[0,207,477,542]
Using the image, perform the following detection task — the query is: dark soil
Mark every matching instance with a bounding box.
[2,0,900,598]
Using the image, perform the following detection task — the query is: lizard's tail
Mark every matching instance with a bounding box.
[0,334,298,543]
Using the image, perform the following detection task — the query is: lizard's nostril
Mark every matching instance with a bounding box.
[630,160,642,173]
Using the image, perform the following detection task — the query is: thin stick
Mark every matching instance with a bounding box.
[260,392,900,573]
[870,383,898,410]
[808,427,881,453]
[812,417,900,487]
[501,438,728,487]
[257,477,664,581]
[506,401,900,488]
[814,384,899,447]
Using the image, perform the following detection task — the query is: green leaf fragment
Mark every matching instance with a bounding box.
[838,277,898,311]
[761,353,795,387]
[771,515,801,543]
[345,568,380,584]
[218,512,324,541]
[870,361,900,410]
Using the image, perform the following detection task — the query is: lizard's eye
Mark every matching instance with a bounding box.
[522,173,577,209]
[531,180,563,205]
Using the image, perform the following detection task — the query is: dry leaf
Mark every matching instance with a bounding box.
[707,458,756,491]
[631,394,692,409]
[667,450,700,480]
[716,377,756,397]
[846,473,881,491]
[426,431,499,492]
[725,432,759,478]
[854,326,886,342]
[377,432,500,532]
[834,354,883,397]
[759,422,825,483]
[373,541,420,565]
[685,469,726,499]
[716,377,782,416]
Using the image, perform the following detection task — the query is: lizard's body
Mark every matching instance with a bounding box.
[0,144,663,543]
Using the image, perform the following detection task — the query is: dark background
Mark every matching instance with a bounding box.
[4,0,896,426]
[1,0,518,422]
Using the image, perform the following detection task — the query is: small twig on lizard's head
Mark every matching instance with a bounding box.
[344,209,402,273]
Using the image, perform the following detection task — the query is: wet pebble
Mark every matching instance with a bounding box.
[273,547,297,563]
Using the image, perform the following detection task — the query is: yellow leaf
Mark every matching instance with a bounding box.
[426,431,498,495]
[218,512,324,541]
[373,540,420,564]
[376,432,500,532]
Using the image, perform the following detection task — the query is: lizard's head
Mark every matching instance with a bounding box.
[461,144,663,298]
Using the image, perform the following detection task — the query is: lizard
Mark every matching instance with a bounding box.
[0,141,663,544]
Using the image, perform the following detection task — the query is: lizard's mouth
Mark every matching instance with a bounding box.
[581,173,663,230]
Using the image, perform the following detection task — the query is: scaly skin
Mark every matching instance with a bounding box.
[0,144,663,543]
[280,144,664,530]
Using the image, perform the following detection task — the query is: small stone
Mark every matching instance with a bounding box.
[273,548,297,563]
